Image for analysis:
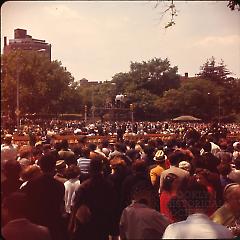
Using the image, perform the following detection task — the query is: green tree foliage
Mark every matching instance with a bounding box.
[154,78,225,120]
[111,58,180,96]
[1,50,76,115]
[197,57,232,84]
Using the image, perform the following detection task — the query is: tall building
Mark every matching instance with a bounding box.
[3,29,51,60]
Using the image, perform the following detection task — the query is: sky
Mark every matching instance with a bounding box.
[1,1,240,82]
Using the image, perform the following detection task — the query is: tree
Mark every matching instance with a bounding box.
[227,0,240,11]
[154,78,224,120]
[127,58,180,96]
[155,0,239,29]
[197,57,232,84]
[1,50,76,115]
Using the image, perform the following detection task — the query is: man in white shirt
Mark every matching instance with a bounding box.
[162,180,233,239]
[1,134,18,162]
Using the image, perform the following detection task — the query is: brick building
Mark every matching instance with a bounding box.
[3,28,51,60]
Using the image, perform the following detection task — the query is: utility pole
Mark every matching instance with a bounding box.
[84,105,87,123]
[130,104,134,132]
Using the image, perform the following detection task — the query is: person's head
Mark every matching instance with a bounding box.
[195,168,211,186]
[3,134,13,145]
[143,145,155,157]
[89,155,103,176]
[234,156,240,170]
[81,147,90,158]
[162,173,179,192]
[101,139,109,148]
[131,181,154,207]
[78,136,88,146]
[219,139,228,150]
[202,142,211,153]
[179,161,191,172]
[3,160,21,180]
[55,160,67,175]
[153,150,167,164]
[72,146,82,158]
[65,164,81,179]
[126,149,140,162]
[20,164,42,182]
[18,145,32,159]
[3,192,28,220]
[61,139,69,150]
[38,152,57,175]
[132,159,147,174]
[168,150,186,166]
[223,183,240,216]
[110,156,127,173]
[184,178,209,214]
[135,143,144,153]
[88,143,97,152]
[217,163,232,176]
[233,142,240,151]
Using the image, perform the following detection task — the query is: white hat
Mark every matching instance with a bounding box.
[153,150,167,162]
[179,161,191,171]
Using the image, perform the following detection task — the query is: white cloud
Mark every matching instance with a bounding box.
[43,4,81,19]
[193,35,240,47]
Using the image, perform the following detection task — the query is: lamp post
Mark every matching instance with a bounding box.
[15,68,20,132]
[130,103,134,132]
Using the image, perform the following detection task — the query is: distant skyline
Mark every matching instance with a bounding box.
[1,1,240,81]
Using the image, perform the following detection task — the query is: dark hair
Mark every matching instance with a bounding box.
[65,154,77,166]
[162,173,178,192]
[143,145,155,156]
[217,163,232,176]
[73,146,82,157]
[132,159,147,173]
[184,178,209,210]
[38,152,57,173]
[202,142,211,152]
[90,155,103,175]
[126,149,140,161]
[61,139,69,149]
[81,147,90,158]
[168,150,186,166]
[101,140,109,148]
[88,143,97,151]
[132,180,153,196]
[65,164,81,179]
[3,160,21,179]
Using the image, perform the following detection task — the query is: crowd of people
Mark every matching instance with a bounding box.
[1,120,240,239]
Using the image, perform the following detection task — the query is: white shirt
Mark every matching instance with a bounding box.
[64,178,80,213]
[1,143,18,161]
[162,213,233,239]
